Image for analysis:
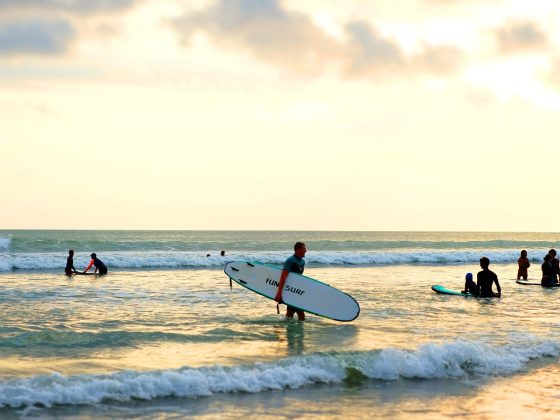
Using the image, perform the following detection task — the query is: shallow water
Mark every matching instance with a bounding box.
[1,263,560,418]
[1,231,559,418]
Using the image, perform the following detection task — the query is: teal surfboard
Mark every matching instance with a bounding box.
[431,285,473,296]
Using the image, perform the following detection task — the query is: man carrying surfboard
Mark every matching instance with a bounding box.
[275,242,307,321]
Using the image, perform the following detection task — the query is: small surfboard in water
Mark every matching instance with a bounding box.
[431,285,473,296]
[516,280,560,287]
[224,261,360,322]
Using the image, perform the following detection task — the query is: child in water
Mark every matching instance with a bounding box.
[462,272,478,296]
[517,250,530,280]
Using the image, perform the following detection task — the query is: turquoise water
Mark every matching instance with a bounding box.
[0,231,559,418]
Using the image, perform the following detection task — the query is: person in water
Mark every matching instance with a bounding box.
[65,250,77,276]
[541,254,556,288]
[461,272,478,296]
[477,257,501,298]
[517,250,530,280]
[548,249,559,284]
[83,253,108,275]
[275,242,307,321]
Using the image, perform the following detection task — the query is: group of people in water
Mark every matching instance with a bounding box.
[461,249,560,296]
[519,248,560,288]
[65,250,108,276]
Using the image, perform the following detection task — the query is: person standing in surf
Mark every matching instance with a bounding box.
[65,250,77,276]
[477,257,501,298]
[275,242,307,321]
[517,250,530,280]
[541,254,557,287]
[548,249,559,284]
[83,253,108,275]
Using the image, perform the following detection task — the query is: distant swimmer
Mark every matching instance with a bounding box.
[275,242,307,321]
[517,250,530,280]
[220,250,225,257]
[65,250,77,276]
[477,257,501,298]
[83,253,108,275]
[548,249,559,284]
[461,272,478,296]
[541,254,556,287]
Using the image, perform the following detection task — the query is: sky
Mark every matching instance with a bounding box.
[1,0,559,231]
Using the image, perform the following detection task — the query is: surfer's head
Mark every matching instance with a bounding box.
[544,254,552,262]
[294,242,307,258]
[549,249,557,257]
[479,257,490,269]
[69,250,74,256]
[90,253,97,259]
[465,272,473,281]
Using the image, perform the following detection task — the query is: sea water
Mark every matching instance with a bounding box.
[0,231,559,418]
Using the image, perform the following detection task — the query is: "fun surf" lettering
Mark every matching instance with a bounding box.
[266,278,305,296]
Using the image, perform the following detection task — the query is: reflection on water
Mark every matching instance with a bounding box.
[2,263,560,418]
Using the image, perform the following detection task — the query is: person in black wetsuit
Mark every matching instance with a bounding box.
[541,254,556,288]
[476,257,501,298]
[65,250,77,276]
[547,249,559,285]
[83,253,108,275]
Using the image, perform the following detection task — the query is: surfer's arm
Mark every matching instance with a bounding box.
[495,276,501,296]
[274,269,289,303]
[83,259,94,273]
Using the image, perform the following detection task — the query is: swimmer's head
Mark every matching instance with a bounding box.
[466,272,473,281]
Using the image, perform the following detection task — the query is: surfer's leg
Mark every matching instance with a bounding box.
[286,306,295,319]
[295,310,305,321]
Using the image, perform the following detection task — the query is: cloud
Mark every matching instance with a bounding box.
[496,21,547,54]
[172,0,341,74]
[0,0,138,14]
[172,0,463,79]
[0,20,75,55]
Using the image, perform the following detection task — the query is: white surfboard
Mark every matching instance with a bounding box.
[224,261,360,322]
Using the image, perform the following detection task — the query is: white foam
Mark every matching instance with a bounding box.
[0,249,551,272]
[0,339,558,408]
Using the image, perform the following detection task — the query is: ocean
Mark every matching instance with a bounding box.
[0,230,559,418]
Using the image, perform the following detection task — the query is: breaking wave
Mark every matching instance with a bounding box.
[1,339,558,408]
[0,249,552,272]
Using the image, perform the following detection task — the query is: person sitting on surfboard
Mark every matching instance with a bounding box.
[476,257,501,298]
[541,254,556,287]
[461,272,478,296]
[65,250,77,276]
[517,250,530,280]
[83,253,108,275]
[274,242,307,321]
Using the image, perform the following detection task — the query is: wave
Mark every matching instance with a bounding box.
[1,339,558,408]
[0,328,275,349]
[0,237,10,251]
[0,249,553,272]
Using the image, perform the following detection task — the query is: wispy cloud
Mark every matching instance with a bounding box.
[172,0,341,74]
[172,0,463,79]
[0,0,138,14]
[0,20,74,55]
[496,21,547,54]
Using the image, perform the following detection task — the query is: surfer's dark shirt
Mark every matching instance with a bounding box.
[90,258,108,275]
[66,256,75,271]
[541,262,556,287]
[477,269,500,297]
[283,255,305,274]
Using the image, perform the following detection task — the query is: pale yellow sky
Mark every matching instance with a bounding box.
[1,0,559,230]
